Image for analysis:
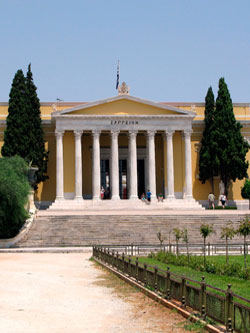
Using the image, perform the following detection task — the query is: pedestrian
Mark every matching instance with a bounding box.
[157,193,163,202]
[146,189,152,203]
[221,193,227,208]
[141,193,146,203]
[100,186,105,200]
[208,192,215,209]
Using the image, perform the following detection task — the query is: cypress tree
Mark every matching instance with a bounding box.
[214,78,249,196]
[1,70,30,158]
[199,86,219,192]
[25,64,48,186]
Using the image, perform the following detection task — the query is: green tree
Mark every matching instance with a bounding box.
[214,78,249,196]
[1,70,30,158]
[25,64,48,187]
[237,216,250,269]
[173,228,182,256]
[220,223,235,264]
[199,87,218,192]
[241,178,250,209]
[200,223,214,266]
[1,66,48,189]
[0,156,30,238]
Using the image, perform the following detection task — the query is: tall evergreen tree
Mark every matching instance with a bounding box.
[199,86,219,192]
[25,64,48,186]
[1,66,48,188]
[1,70,31,158]
[214,78,249,196]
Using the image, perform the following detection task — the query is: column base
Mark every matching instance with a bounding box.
[166,195,176,201]
[92,196,100,201]
[55,196,65,202]
[111,196,120,201]
[129,195,139,200]
[74,196,84,202]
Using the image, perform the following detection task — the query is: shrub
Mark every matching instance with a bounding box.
[149,251,250,280]
[0,156,30,238]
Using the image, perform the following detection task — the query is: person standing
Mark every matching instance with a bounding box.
[208,192,215,209]
[221,193,227,208]
[146,189,152,203]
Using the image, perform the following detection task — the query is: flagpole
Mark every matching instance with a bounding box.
[116,60,120,90]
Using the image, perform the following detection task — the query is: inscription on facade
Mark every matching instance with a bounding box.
[111,120,139,125]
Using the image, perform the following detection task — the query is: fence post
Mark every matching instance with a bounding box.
[116,251,119,270]
[128,255,131,276]
[181,276,186,308]
[112,250,115,267]
[200,276,206,318]
[135,257,139,282]
[144,263,147,287]
[225,284,233,331]
[165,266,171,300]
[122,252,125,272]
[154,266,158,292]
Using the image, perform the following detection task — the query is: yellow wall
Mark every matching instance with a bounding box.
[1,101,250,203]
[70,99,180,115]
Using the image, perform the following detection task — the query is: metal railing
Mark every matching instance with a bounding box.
[93,246,250,333]
[94,243,249,257]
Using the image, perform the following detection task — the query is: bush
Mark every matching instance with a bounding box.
[0,156,30,238]
[149,251,250,280]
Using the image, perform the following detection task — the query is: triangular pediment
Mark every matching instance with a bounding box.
[52,95,195,117]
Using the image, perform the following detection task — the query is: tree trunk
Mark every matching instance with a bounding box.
[203,237,206,266]
[209,177,214,194]
[244,235,247,269]
[249,199,250,210]
[226,237,228,265]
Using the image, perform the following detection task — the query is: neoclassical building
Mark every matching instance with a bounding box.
[0,86,250,209]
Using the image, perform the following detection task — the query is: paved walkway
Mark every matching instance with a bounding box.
[0,252,189,333]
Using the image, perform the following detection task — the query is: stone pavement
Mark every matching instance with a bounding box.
[0,252,189,333]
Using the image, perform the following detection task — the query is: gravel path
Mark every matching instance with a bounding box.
[0,253,194,332]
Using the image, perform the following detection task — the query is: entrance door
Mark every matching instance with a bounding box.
[119,160,127,199]
[137,159,145,198]
[101,160,110,199]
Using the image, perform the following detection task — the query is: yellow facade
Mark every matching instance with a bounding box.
[0,98,250,205]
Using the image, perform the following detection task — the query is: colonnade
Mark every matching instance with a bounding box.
[55,129,193,201]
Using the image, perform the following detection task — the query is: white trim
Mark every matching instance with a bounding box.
[52,95,196,116]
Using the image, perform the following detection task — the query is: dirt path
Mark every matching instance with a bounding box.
[0,253,201,332]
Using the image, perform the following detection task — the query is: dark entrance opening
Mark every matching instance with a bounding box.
[119,160,127,199]
[137,159,145,198]
[101,160,110,199]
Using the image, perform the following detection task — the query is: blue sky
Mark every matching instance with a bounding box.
[0,0,249,102]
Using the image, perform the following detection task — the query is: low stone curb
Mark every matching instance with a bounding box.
[0,213,36,248]
[94,257,223,333]
[0,247,92,253]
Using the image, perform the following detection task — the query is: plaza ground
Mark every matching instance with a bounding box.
[0,252,193,333]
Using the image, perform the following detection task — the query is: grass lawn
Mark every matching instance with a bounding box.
[137,255,250,301]
[206,255,249,266]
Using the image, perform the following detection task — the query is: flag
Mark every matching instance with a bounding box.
[116,60,120,90]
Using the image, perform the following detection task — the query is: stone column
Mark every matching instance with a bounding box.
[55,130,64,201]
[111,130,120,200]
[165,130,175,200]
[92,130,101,201]
[128,130,138,199]
[74,130,83,201]
[146,130,156,200]
[184,130,193,199]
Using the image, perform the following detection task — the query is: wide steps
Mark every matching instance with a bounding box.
[14,214,245,248]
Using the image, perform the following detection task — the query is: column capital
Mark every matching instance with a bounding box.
[74,130,83,137]
[55,130,64,138]
[164,130,175,138]
[128,130,138,138]
[110,130,120,137]
[92,130,101,138]
[146,130,156,138]
[183,129,193,137]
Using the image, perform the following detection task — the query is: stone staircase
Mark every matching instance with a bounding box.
[15,214,245,248]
